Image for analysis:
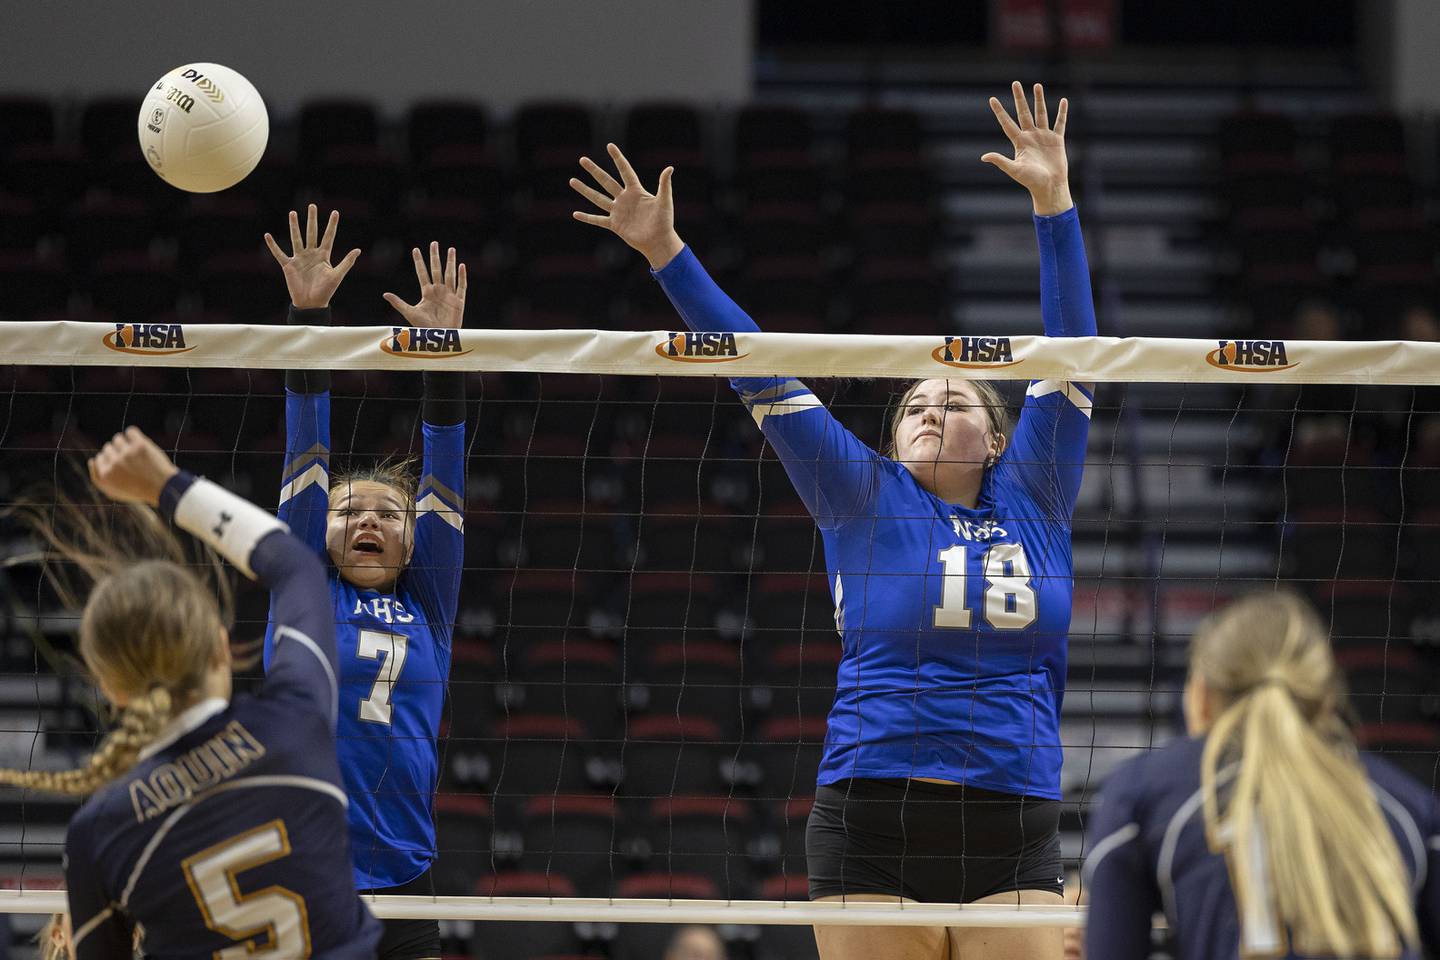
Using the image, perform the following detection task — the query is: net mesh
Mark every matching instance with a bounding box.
[2,331,1438,957]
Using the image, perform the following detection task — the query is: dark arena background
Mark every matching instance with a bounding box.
[1,1,1439,958]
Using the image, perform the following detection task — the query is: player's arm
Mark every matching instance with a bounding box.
[384,241,468,628]
[262,204,359,547]
[571,144,881,529]
[1419,794,1440,953]
[66,823,133,959]
[90,428,339,725]
[1082,760,1159,960]
[982,83,1095,516]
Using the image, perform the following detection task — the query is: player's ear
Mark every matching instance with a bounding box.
[989,431,1008,460]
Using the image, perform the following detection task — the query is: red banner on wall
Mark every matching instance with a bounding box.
[993,0,1115,50]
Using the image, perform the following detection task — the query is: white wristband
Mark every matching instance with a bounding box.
[173,478,288,579]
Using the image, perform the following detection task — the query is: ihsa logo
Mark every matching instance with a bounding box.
[380,327,472,358]
[102,323,195,355]
[1205,340,1297,372]
[656,331,747,362]
[932,336,1023,368]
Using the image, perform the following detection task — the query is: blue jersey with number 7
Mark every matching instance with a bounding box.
[263,390,464,889]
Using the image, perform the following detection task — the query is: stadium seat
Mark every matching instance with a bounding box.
[754,874,820,957]
[508,639,622,738]
[470,873,582,959]
[79,97,140,159]
[297,98,379,162]
[0,252,70,318]
[632,503,739,575]
[846,107,923,167]
[633,641,745,737]
[619,715,726,800]
[88,253,180,321]
[488,714,594,800]
[624,102,705,166]
[610,874,720,960]
[514,102,595,167]
[619,572,721,645]
[432,793,494,895]
[735,105,814,169]
[1357,721,1440,791]
[64,195,156,266]
[644,796,754,896]
[406,99,488,161]
[177,194,266,271]
[412,144,506,211]
[520,794,622,896]
[1337,645,1434,725]
[746,716,828,801]
[756,640,840,723]
[0,97,55,151]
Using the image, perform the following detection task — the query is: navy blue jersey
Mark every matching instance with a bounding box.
[1084,735,1440,959]
[263,389,464,889]
[66,472,381,959]
[652,208,1096,799]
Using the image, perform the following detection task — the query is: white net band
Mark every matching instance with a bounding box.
[6,320,1440,384]
[0,889,1084,926]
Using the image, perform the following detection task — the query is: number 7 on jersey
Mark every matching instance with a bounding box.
[357,629,408,724]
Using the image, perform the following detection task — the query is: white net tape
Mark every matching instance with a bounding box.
[5,320,1440,384]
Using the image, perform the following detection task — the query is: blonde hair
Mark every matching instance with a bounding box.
[38,913,68,960]
[329,455,418,508]
[885,378,1012,461]
[2,491,239,796]
[1192,591,1418,956]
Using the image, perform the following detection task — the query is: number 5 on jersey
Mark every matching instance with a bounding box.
[934,543,1037,630]
[357,629,408,724]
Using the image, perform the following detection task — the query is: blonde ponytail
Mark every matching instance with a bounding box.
[0,687,173,796]
[2,479,238,796]
[1194,593,1418,956]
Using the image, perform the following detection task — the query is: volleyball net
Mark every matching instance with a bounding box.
[1,322,1438,949]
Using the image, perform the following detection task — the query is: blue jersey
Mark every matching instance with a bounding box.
[66,472,381,959]
[653,208,1095,799]
[1084,735,1440,959]
[263,389,465,889]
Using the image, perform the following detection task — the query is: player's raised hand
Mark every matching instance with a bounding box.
[570,143,685,270]
[383,241,467,328]
[263,203,362,310]
[981,81,1074,216]
[88,427,180,508]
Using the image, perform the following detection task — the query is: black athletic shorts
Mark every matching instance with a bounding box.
[359,869,441,960]
[806,778,1064,903]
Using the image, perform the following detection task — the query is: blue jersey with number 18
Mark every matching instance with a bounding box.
[653,208,1095,800]
[263,391,464,889]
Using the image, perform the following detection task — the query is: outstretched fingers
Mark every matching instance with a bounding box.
[334,247,361,281]
[445,245,457,288]
[569,177,614,211]
[287,209,303,254]
[1033,83,1048,129]
[579,156,622,197]
[607,142,641,188]
[989,96,1022,145]
[656,166,675,206]
[319,209,340,255]
[304,203,319,249]
[1011,80,1035,129]
[456,262,468,302]
[572,211,610,228]
[1054,97,1069,138]
[263,232,287,266]
[411,245,429,288]
[428,241,442,289]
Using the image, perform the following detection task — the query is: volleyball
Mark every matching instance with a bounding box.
[137,62,268,193]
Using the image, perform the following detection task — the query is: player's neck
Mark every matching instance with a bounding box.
[910,463,983,509]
